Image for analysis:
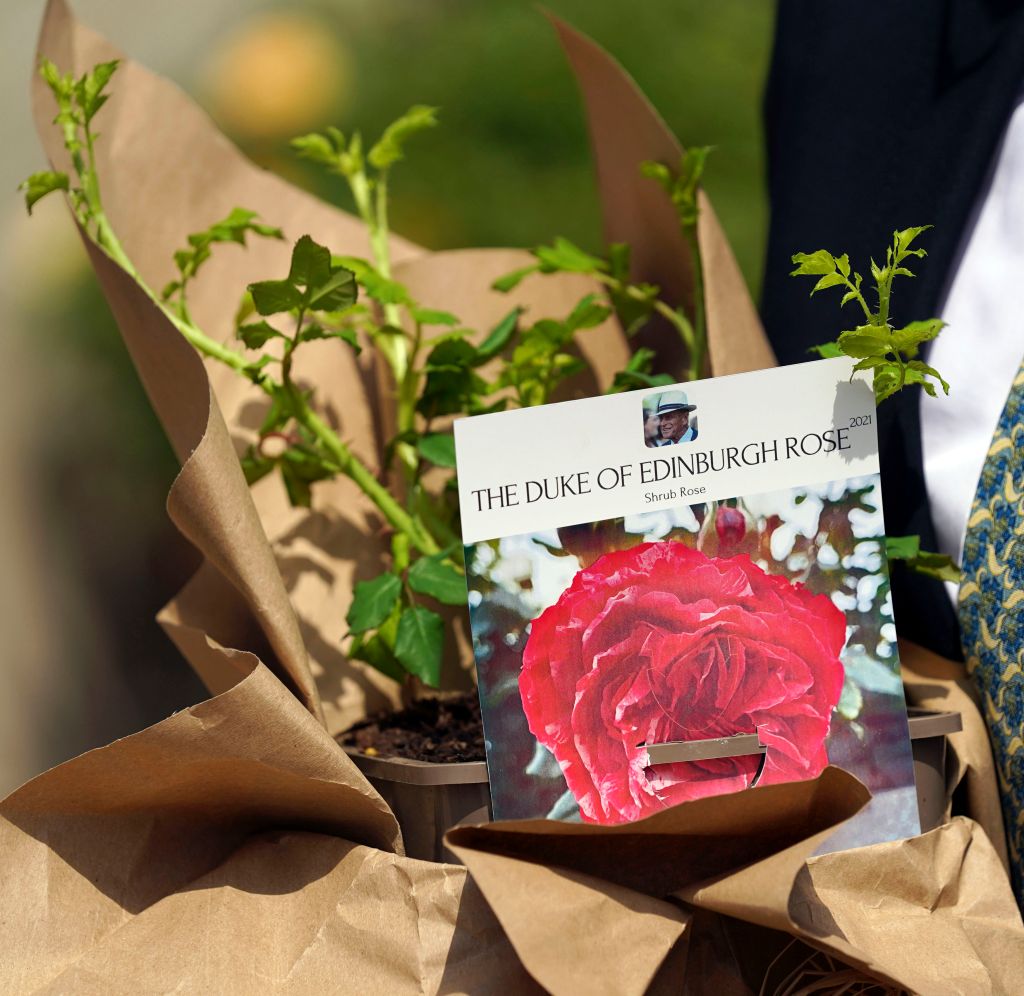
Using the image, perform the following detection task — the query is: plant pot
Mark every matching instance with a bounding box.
[345,748,490,862]
[348,707,962,862]
[908,707,962,832]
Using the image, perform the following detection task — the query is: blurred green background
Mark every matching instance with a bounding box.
[0,0,774,794]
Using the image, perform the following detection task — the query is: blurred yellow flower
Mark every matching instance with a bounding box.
[201,11,352,140]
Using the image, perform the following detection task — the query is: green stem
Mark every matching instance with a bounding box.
[682,225,706,381]
[652,299,694,350]
[299,406,438,555]
[347,166,409,407]
[373,174,392,278]
[90,200,252,375]
[391,532,410,573]
[282,313,433,554]
[397,321,422,436]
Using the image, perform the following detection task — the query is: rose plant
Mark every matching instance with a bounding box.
[519,542,846,824]
[22,53,956,776]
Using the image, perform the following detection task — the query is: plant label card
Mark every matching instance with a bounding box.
[454,356,921,850]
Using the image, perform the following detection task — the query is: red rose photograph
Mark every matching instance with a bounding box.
[466,474,921,849]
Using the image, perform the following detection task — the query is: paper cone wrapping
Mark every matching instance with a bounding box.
[4,1,1020,991]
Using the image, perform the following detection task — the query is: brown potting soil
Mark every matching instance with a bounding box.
[338,691,486,762]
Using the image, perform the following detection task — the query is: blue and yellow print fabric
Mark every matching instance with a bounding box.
[959,361,1024,907]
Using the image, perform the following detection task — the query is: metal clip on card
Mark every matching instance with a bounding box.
[642,730,768,786]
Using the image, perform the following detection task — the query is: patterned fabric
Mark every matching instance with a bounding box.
[959,359,1024,906]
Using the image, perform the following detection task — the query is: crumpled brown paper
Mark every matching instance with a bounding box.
[5,1,1021,992]
[900,638,1010,873]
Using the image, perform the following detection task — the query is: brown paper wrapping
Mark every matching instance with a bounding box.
[549,15,776,380]
[900,638,1011,872]
[4,1,1020,992]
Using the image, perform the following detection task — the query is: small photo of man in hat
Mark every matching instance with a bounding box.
[648,389,698,445]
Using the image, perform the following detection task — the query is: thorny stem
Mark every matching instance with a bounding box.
[877,272,892,328]
[344,162,422,480]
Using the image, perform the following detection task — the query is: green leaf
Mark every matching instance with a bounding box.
[885,535,960,582]
[566,293,612,331]
[639,160,672,188]
[534,237,607,275]
[416,433,457,468]
[240,446,275,486]
[620,346,658,376]
[19,170,69,214]
[468,397,508,416]
[608,242,631,282]
[608,347,673,393]
[368,105,439,170]
[678,146,712,192]
[234,290,256,327]
[39,58,71,100]
[908,550,961,583]
[169,209,285,295]
[288,234,332,290]
[891,319,945,357]
[642,149,713,228]
[348,632,405,683]
[491,265,539,293]
[279,462,313,507]
[610,370,673,393]
[418,367,487,419]
[242,354,274,385]
[354,267,410,306]
[811,272,847,295]
[476,308,521,360]
[408,555,466,605]
[885,535,921,561]
[201,207,283,245]
[411,308,459,327]
[278,447,334,507]
[290,131,343,168]
[427,337,479,370]
[249,279,302,316]
[809,341,844,358]
[394,606,444,687]
[77,59,120,122]
[238,321,284,349]
[873,366,902,404]
[907,359,950,395]
[297,323,361,351]
[894,226,931,261]
[852,356,889,373]
[346,573,403,635]
[835,254,851,278]
[837,325,892,359]
[309,267,357,311]
[790,250,836,276]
